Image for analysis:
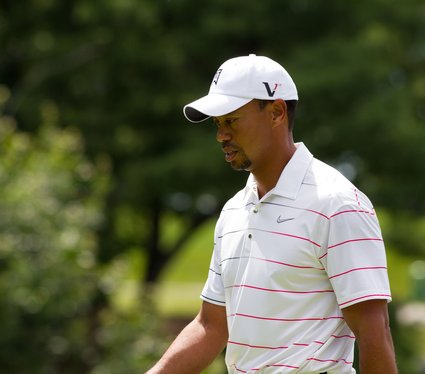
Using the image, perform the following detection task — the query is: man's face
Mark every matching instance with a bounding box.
[213,100,274,172]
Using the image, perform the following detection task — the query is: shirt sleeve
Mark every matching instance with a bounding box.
[323,189,392,309]
[200,218,226,306]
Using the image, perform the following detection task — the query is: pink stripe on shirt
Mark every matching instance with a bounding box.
[252,256,325,270]
[329,266,387,279]
[330,209,376,218]
[228,340,289,350]
[339,293,391,307]
[226,284,334,294]
[328,237,383,250]
[228,313,344,322]
[268,230,321,247]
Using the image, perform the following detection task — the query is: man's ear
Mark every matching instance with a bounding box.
[271,99,287,125]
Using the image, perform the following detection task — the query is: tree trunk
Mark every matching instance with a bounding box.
[145,198,166,284]
[144,198,216,284]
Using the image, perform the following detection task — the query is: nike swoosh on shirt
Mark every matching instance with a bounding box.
[276,216,295,224]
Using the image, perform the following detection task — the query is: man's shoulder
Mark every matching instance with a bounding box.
[303,158,375,213]
[304,157,355,193]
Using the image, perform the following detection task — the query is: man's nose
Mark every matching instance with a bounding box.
[216,125,231,143]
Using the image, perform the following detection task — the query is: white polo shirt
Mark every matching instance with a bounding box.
[201,143,391,373]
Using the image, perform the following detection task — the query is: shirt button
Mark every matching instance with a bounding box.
[253,207,258,213]
[248,234,252,239]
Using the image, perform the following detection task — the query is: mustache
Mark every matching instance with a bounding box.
[221,141,239,150]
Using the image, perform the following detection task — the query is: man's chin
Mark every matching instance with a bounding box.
[230,160,252,171]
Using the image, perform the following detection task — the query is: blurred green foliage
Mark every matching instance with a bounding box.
[1,0,425,372]
[0,112,106,372]
[0,117,168,372]
[2,0,425,280]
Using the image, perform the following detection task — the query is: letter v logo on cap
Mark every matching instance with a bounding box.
[262,82,280,97]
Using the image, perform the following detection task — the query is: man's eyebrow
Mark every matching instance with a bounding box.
[213,115,226,124]
[213,111,242,125]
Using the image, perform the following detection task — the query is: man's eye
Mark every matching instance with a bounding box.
[214,117,238,128]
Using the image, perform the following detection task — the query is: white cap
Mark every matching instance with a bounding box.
[183,54,298,123]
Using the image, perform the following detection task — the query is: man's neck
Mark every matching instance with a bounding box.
[254,142,297,199]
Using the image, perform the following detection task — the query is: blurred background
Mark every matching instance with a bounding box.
[1,0,425,373]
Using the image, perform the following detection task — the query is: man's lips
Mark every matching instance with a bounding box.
[225,150,237,162]
[222,145,238,162]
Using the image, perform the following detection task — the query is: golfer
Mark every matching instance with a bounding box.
[147,54,397,373]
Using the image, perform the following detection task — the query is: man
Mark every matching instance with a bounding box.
[147,55,397,373]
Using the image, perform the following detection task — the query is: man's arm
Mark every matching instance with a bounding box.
[342,299,397,373]
[146,301,228,374]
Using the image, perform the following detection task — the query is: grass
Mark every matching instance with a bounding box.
[386,244,417,301]
[154,218,215,317]
[160,218,215,283]
[154,281,204,317]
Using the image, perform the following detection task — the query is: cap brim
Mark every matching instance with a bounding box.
[183,93,252,123]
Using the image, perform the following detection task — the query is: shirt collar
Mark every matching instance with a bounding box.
[246,142,313,201]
